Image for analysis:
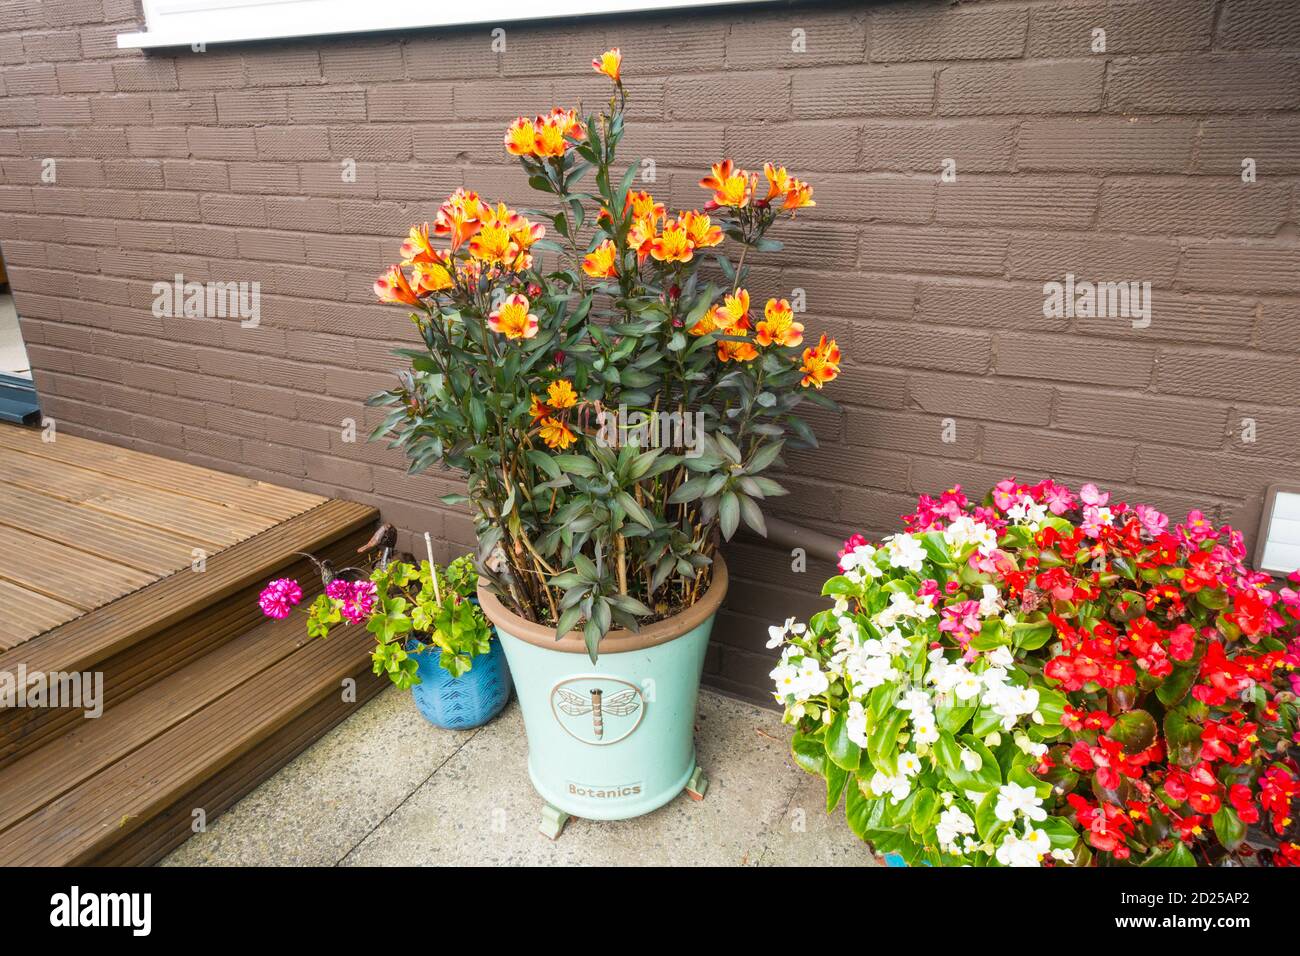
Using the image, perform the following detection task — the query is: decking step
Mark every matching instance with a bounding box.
[0,612,384,866]
[0,498,378,770]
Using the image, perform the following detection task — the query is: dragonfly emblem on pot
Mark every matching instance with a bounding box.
[554,687,640,739]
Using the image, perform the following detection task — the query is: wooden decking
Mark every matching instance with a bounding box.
[0,424,326,649]
[0,424,385,865]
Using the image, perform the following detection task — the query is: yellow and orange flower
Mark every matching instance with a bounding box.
[488,293,539,340]
[755,298,804,348]
[592,47,622,84]
[529,395,551,421]
[782,177,815,213]
[799,334,842,389]
[648,218,694,263]
[539,417,578,450]
[504,117,538,157]
[433,188,485,250]
[533,108,586,159]
[624,189,665,224]
[374,265,421,307]
[717,332,759,364]
[763,163,792,203]
[713,288,751,333]
[699,159,754,209]
[688,308,717,336]
[411,259,453,295]
[399,222,438,265]
[680,210,723,249]
[626,215,658,263]
[546,379,578,410]
[582,239,619,279]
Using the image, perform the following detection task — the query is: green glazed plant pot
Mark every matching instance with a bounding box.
[477,558,728,821]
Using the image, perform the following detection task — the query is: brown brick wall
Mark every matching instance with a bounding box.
[2,0,1298,704]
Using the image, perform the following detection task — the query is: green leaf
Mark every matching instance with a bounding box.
[1109,709,1157,754]
[1212,806,1246,851]
[791,731,826,777]
[719,491,740,540]
[826,707,863,772]
[826,762,849,813]
[1142,842,1197,867]
[910,788,937,836]
[845,778,871,840]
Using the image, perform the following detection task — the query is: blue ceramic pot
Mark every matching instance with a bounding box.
[409,635,512,730]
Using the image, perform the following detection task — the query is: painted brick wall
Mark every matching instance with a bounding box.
[2,0,1298,704]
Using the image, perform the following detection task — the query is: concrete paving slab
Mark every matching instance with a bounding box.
[162,686,472,867]
[163,686,878,867]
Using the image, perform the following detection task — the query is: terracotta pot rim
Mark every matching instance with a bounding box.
[477,555,729,654]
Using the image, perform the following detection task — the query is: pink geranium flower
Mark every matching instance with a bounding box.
[259,578,303,619]
[324,578,379,624]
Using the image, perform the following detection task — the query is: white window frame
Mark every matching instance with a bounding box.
[117,0,777,50]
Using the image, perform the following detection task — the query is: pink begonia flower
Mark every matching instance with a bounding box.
[1179,509,1215,544]
[972,505,1006,533]
[1133,503,1168,538]
[1080,505,1110,539]
[991,478,1023,511]
[259,578,303,619]
[1079,483,1109,507]
[968,548,1015,576]
[916,579,941,601]
[938,599,981,649]
[1039,481,1076,515]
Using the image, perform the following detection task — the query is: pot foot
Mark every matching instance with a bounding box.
[685,765,708,801]
[539,803,570,840]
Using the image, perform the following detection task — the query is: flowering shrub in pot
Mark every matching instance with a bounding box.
[770,479,1300,866]
[259,553,511,730]
[366,49,843,825]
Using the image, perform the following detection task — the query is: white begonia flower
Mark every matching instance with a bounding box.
[940,791,954,807]
[912,592,937,620]
[995,829,1046,868]
[988,645,1014,668]
[994,783,1046,824]
[896,751,923,777]
[875,591,917,627]
[897,689,931,713]
[841,544,883,578]
[770,662,800,699]
[1050,847,1075,864]
[1006,495,1048,529]
[987,684,1040,731]
[880,627,909,656]
[959,749,982,773]
[883,533,927,573]
[1014,732,1048,759]
[789,702,805,720]
[832,596,850,616]
[943,515,999,555]
[935,807,976,854]
[911,711,940,746]
[953,671,983,701]
[869,771,912,804]
[768,616,804,649]
[845,700,869,749]
[846,651,898,694]
[795,656,829,697]
[978,583,1003,617]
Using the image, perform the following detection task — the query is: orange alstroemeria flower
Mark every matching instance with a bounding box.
[717,333,759,364]
[529,395,551,421]
[488,293,539,340]
[592,47,622,84]
[649,219,693,263]
[763,163,792,203]
[504,117,538,157]
[411,259,453,296]
[713,288,751,333]
[699,160,753,209]
[433,188,485,250]
[782,177,815,213]
[755,298,804,348]
[547,379,578,409]
[534,108,585,159]
[469,203,530,267]
[680,210,723,249]
[399,222,438,265]
[539,417,578,450]
[374,265,421,307]
[582,239,619,279]
[799,334,842,389]
[626,216,658,263]
[624,189,665,224]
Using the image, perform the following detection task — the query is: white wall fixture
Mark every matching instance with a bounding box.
[117,0,778,49]
[1256,485,1300,577]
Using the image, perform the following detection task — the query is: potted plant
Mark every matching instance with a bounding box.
[258,546,512,730]
[770,478,1300,866]
[367,48,842,832]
